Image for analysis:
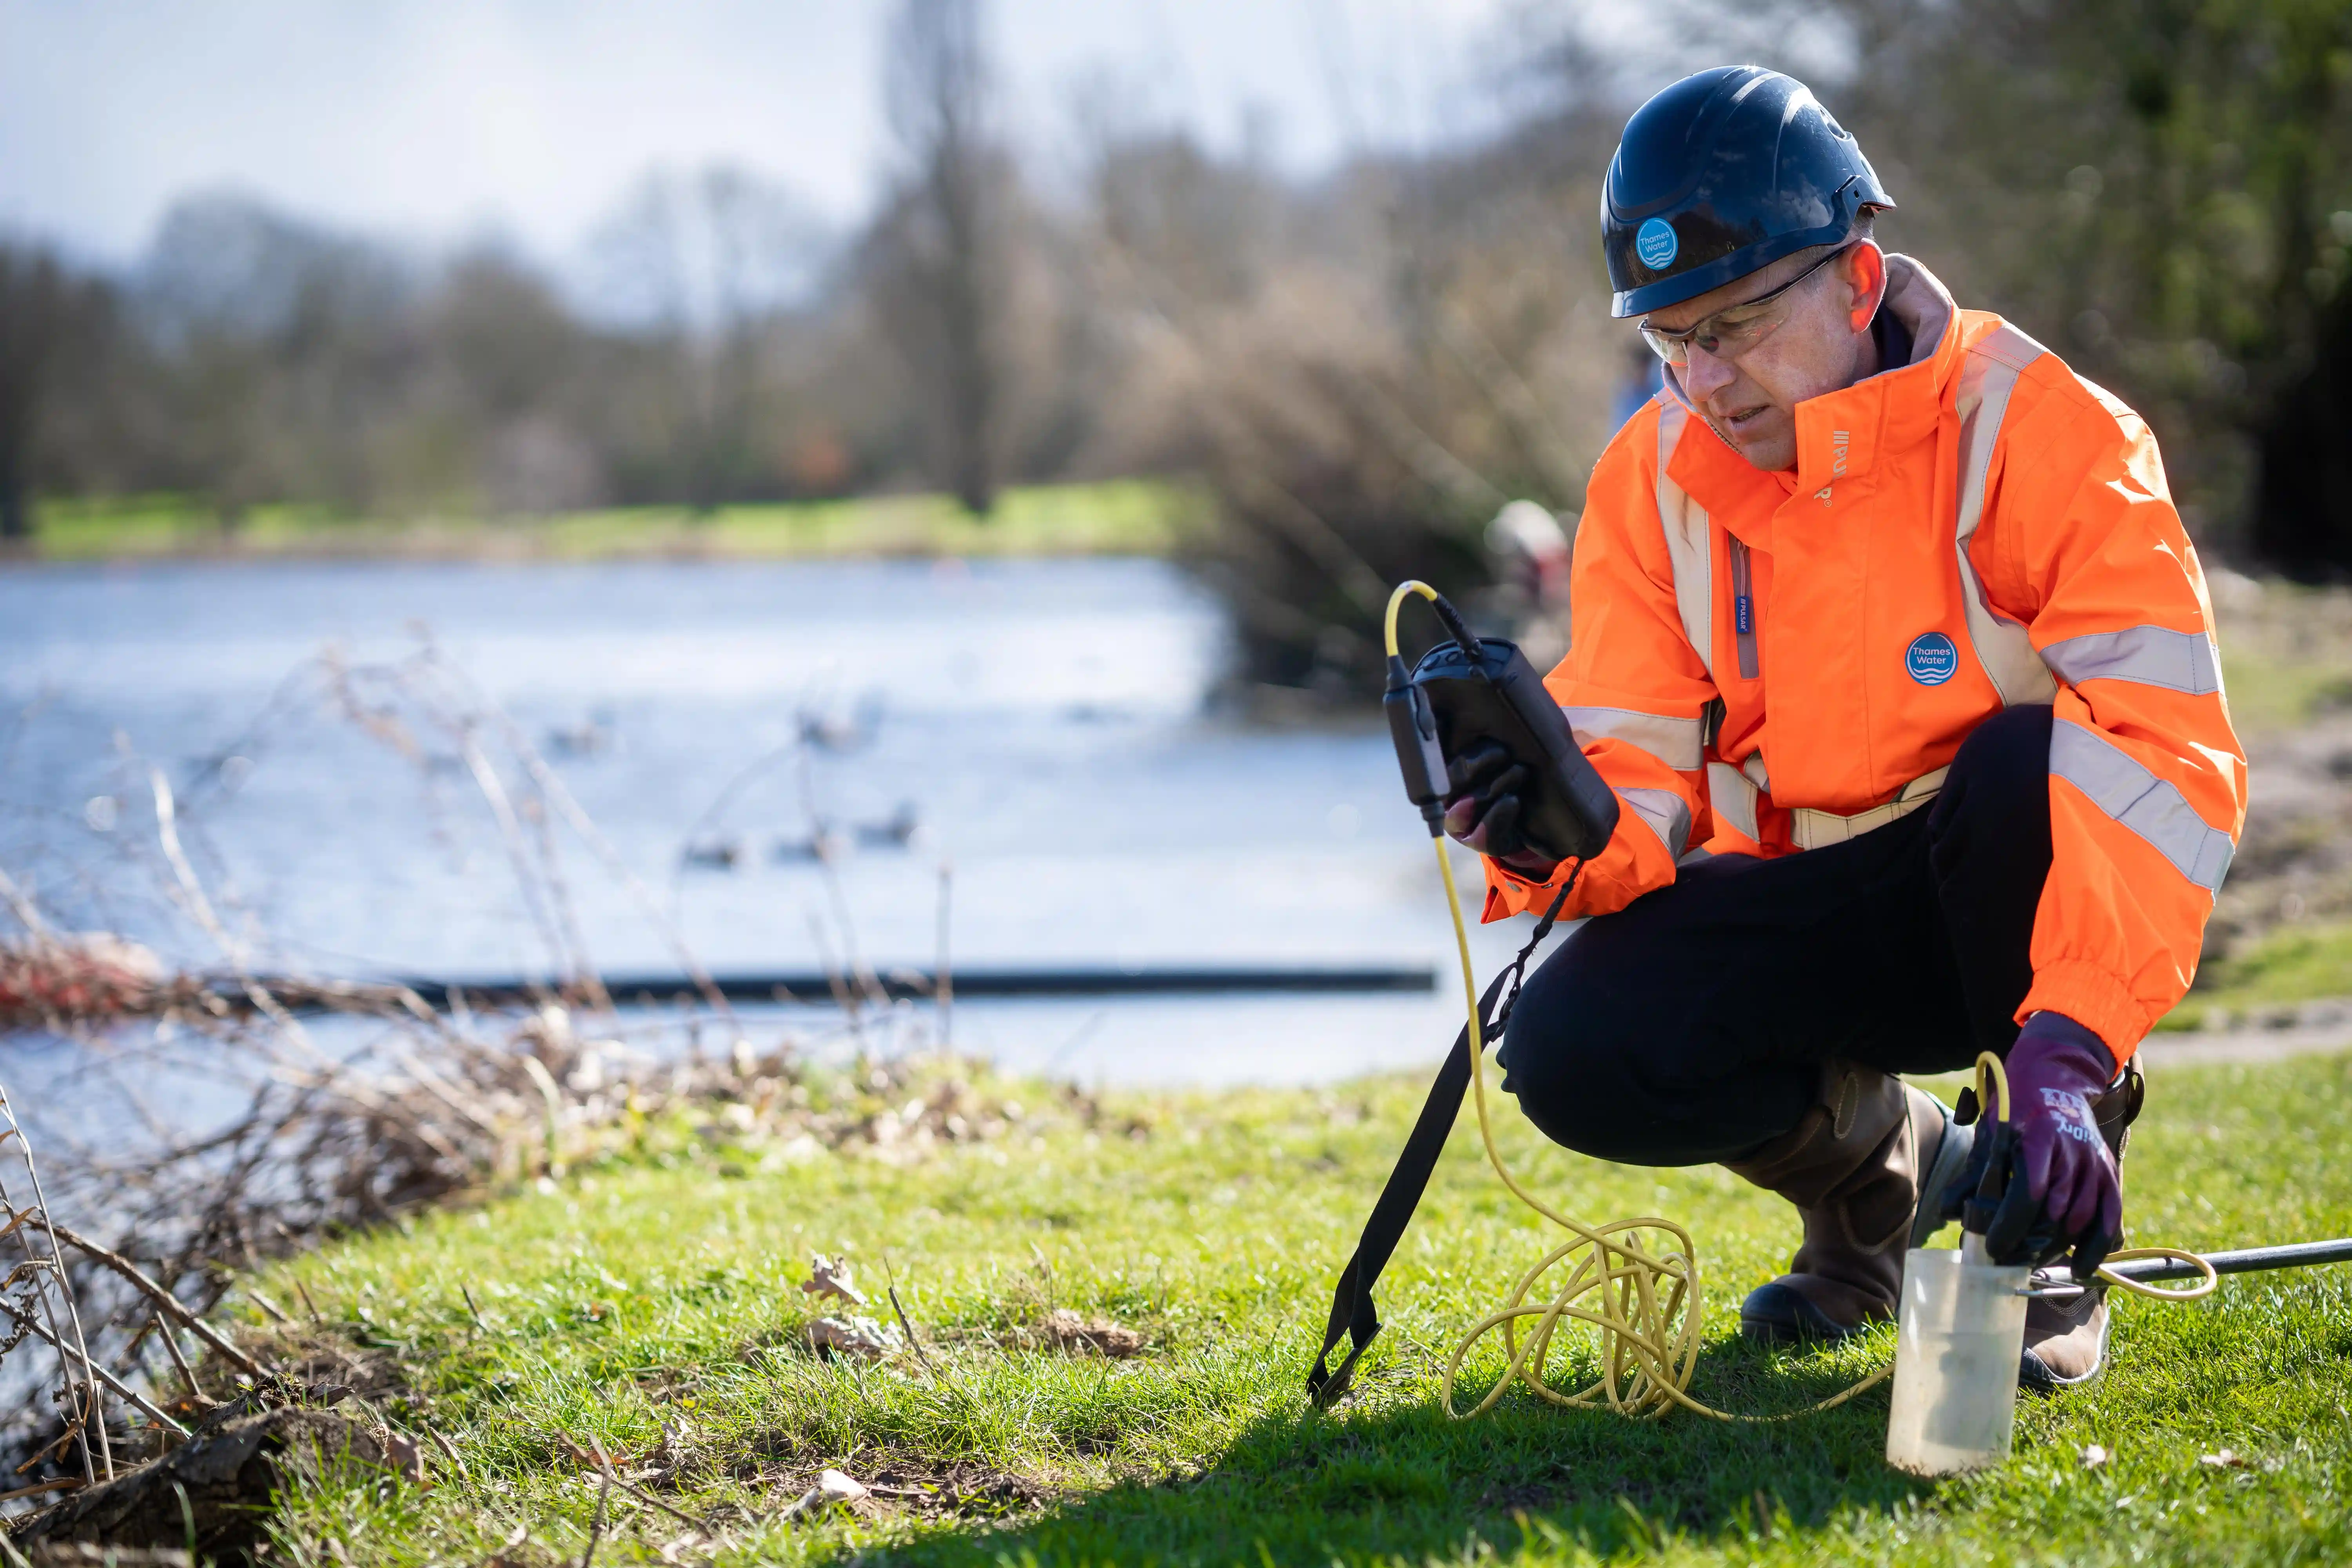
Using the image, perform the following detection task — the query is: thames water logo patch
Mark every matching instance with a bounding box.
[1635,218,1679,271]
[1906,632,1959,686]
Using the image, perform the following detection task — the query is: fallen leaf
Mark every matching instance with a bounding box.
[777,1467,873,1522]
[2080,1444,2109,1470]
[1040,1307,1145,1358]
[557,1434,638,1470]
[2199,1450,2246,1468]
[381,1430,427,1485]
[807,1314,902,1357]
[801,1254,868,1308]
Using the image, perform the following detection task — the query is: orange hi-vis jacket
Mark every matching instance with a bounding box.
[1482,256,2246,1062]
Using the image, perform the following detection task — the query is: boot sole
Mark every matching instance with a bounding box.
[2018,1289,2112,1393]
[2018,1344,2105,1393]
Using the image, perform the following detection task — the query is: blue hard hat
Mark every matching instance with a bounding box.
[1602,66,1894,319]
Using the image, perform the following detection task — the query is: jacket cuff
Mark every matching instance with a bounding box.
[2019,961,2149,1063]
[1479,855,1577,923]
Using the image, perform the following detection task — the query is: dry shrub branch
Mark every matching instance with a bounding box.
[0,642,1066,1526]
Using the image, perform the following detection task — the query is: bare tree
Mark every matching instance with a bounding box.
[0,244,85,541]
[588,165,826,511]
[139,195,419,525]
[876,0,1005,515]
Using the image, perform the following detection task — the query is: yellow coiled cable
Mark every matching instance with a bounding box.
[1386,579,2218,1424]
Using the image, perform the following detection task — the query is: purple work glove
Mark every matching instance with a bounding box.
[1984,1011,2123,1277]
[1440,739,1560,879]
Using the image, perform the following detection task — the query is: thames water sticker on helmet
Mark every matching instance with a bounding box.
[1906,632,1959,686]
[1635,218,1679,271]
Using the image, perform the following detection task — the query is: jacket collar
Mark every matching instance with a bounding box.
[1659,254,1965,503]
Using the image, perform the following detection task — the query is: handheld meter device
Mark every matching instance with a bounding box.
[1382,584,1618,863]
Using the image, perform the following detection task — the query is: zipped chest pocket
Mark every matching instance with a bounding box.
[1728,537,1759,680]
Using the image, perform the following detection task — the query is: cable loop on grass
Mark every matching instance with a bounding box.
[1440,1216,1703,1420]
[1428,838,1900,1425]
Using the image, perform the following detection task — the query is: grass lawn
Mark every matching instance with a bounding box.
[242,1051,2352,1566]
[2161,922,2352,1031]
[20,479,1205,562]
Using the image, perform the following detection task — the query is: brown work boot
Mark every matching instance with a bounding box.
[1730,1061,1970,1343]
[2019,1060,2144,1390]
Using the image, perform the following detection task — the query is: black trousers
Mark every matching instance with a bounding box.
[1497,704,2055,1167]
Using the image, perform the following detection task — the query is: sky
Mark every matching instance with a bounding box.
[0,0,1544,273]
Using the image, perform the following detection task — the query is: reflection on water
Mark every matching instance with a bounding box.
[0,557,1562,1085]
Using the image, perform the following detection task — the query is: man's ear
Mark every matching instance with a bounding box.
[1846,243,1887,332]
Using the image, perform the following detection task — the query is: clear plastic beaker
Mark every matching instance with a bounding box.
[1884,1237,2029,1475]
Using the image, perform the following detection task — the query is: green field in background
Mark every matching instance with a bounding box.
[2163,922,2352,1031]
[20,480,1207,561]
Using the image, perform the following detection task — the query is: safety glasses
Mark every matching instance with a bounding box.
[1637,245,1854,367]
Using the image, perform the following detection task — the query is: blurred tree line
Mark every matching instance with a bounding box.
[3,0,2348,689]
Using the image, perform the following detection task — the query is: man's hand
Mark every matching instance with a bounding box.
[1441,739,1561,877]
[1985,1013,2123,1279]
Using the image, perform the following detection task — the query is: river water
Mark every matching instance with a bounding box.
[0,557,1562,1086]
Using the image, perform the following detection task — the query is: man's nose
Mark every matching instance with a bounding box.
[1681,344,1737,401]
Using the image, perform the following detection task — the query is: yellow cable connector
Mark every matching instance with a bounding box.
[1385,579,1440,662]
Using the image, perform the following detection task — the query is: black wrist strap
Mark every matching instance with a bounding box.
[1306,871,1577,1408]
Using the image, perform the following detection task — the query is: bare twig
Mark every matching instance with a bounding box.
[460,663,735,1025]
[14,1411,86,1475]
[154,1311,203,1401]
[935,858,954,1051]
[797,752,887,1014]
[887,1282,950,1385]
[459,733,588,1000]
[394,1050,504,1138]
[520,1054,566,1175]
[119,1311,160,1366]
[0,866,50,938]
[150,766,317,1069]
[804,914,865,1049]
[0,1477,84,1504]
[606,1470,704,1530]
[579,1434,617,1568]
[30,1210,267,1379]
[0,1296,187,1434]
[0,1084,109,1481]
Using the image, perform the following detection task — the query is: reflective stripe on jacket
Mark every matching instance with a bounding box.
[1482,255,2247,1061]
